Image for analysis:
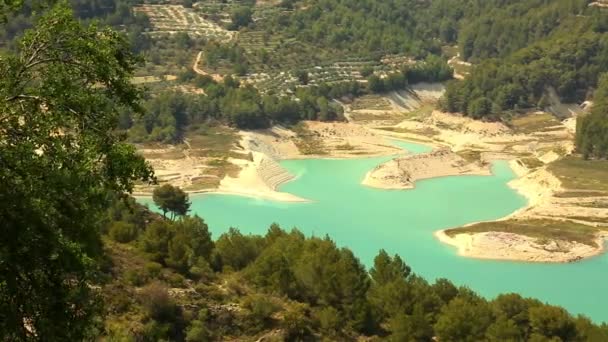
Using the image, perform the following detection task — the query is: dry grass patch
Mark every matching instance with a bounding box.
[509,113,561,134]
[140,148,185,160]
[351,95,392,111]
[376,126,439,137]
[565,216,608,224]
[335,143,355,151]
[456,150,483,164]
[446,219,606,247]
[548,157,608,192]
[404,103,435,120]
[293,123,327,155]
[186,125,239,150]
[554,191,608,198]
[519,157,544,170]
[577,200,608,209]
[206,159,241,178]
[350,111,404,124]
[185,177,221,191]
[185,125,245,159]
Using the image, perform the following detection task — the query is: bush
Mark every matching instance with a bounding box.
[283,303,312,340]
[124,269,149,287]
[315,306,343,335]
[186,320,210,342]
[167,273,186,288]
[144,262,163,279]
[141,320,171,341]
[360,66,374,78]
[108,221,138,243]
[242,294,279,332]
[189,259,214,282]
[139,282,178,322]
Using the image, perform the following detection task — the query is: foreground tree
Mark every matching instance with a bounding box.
[152,184,191,220]
[0,4,153,339]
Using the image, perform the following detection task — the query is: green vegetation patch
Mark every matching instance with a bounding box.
[451,60,471,77]
[548,157,608,192]
[446,219,606,247]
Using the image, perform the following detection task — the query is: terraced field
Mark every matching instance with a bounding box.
[241,56,418,94]
[133,5,235,41]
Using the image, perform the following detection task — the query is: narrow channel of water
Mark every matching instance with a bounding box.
[140,140,608,322]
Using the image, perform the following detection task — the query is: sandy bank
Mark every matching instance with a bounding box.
[137,121,406,202]
[508,166,561,209]
[218,151,308,202]
[435,230,607,263]
[362,148,491,190]
[134,150,307,202]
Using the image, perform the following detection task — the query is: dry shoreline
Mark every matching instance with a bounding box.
[135,123,413,201]
[435,228,608,263]
[136,85,607,263]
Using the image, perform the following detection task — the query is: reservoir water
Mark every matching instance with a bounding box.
[140,140,608,322]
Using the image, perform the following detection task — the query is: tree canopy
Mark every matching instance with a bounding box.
[100,200,608,340]
[0,3,153,339]
[576,73,608,159]
[153,184,191,220]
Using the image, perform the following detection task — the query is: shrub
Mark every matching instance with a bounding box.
[144,262,163,279]
[124,269,148,287]
[186,320,210,342]
[189,259,214,282]
[283,303,312,340]
[242,294,279,332]
[109,221,138,243]
[315,306,343,335]
[167,273,186,288]
[139,282,177,322]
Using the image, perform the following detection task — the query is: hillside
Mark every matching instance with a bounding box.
[99,197,608,341]
[1,0,608,340]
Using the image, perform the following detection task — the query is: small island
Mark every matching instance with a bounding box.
[362,148,491,190]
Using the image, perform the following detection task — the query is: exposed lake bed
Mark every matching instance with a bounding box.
[137,88,608,323]
[140,139,608,322]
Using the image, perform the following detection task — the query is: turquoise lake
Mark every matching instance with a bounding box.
[140,140,608,323]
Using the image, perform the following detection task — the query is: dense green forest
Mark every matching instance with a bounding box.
[0,0,150,44]
[440,0,608,119]
[100,189,608,341]
[124,79,349,143]
[576,73,608,159]
[124,58,451,143]
[137,0,606,148]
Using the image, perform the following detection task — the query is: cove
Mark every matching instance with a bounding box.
[139,141,608,323]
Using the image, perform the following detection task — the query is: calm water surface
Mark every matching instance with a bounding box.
[140,140,608,322]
